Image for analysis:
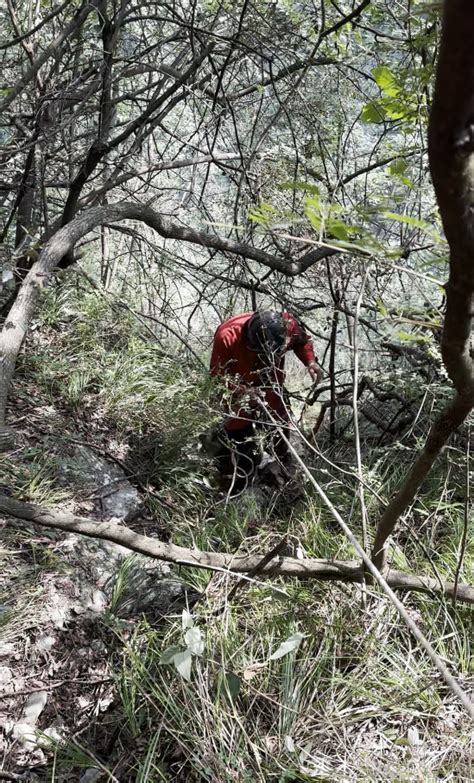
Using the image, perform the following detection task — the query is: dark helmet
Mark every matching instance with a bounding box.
[246,310,287,354]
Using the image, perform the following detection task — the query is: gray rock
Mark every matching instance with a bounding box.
[105,557,201,622]
[57,444,142,520]
[59,537,197,622]
[21,691,48,725]
[36,635,56,654]
[0,665,12,686]
[80,770,103,783]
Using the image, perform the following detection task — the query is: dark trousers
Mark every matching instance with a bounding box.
[215,424,260,494]
[215,421,290,494]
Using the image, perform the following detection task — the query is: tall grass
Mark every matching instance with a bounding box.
[4,280,472,782]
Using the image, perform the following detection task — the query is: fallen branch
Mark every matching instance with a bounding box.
[223,537,289,606]
[0,494,473,604]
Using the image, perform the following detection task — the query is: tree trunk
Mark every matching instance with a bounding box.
[0,493,473,605]
[371,0,474,570]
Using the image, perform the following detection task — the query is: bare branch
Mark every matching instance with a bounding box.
[0,0,74,50]
[0,494,472,605]
[0,0,100,113]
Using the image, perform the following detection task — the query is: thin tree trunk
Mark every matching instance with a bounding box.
[371,0,474,570]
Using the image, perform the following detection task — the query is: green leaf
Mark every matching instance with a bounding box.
[323,236,384,256]
[173,649,193,682]
[326,218,361,241]
[327,221,349,241]
[219,671,241,702]
[304,193,321,212]
[304,194,322,231]
[279,181,321,196]
[382,97,412,121]
[361,100,386,123]
[389,159,407,176]
[395,330,427,343]
[305,211,322,232]
[373,65,399,97]
[270,632,304,660]
[248,202,279,225]
[381,211,443,241]
[182,608,193,630]
[160,645,183,664]
[382,211,429,229]
[184,626,204,656]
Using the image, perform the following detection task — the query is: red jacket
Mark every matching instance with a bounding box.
[210,311,316,430]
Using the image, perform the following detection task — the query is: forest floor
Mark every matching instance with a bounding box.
[0,319,473,782]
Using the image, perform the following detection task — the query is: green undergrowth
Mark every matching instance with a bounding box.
[56,577,471,781]
[22,284,213,436]
[2,281,473,781]
[12,282,218,514]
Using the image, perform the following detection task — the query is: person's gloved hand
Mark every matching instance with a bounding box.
[308,361,323,385]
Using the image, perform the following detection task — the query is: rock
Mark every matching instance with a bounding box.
[0,642,15,658]
[87,588,107,613]
[36,635,56,654]
[45,583,75,629]
[105,558,201,622]
[21,691,48,725]
[80,770,103,783]
[38,726,63,747]
[0,425,16,452]
[55,538,196,622]
[57,444,142,520]
[12,722,38,750]
[67,534,167,589]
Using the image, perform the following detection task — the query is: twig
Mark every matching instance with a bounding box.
[268,414,474,719]
[0,677,112,701]
[453,426,470,608]
[352,265,371,554]
[219,537,288,609]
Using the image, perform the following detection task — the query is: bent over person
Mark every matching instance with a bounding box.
[210,310,322,493]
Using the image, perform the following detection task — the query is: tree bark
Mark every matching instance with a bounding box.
[371,0,474,570]
[0,494,472,604]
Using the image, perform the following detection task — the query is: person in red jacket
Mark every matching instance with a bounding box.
[210,310,322,492]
